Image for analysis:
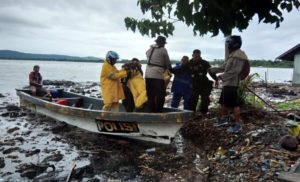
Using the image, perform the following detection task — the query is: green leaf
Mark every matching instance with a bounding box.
[286,3,293,12]
[194,0,200,11]
[125,0,300,37]
[280,2,287,9]
[294,0,300,8]
[289,125,300,137]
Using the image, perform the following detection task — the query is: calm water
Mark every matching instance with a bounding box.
[0,59,293,95]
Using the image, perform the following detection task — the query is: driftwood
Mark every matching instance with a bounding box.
[66,161,76,182]
[246,87,279,113]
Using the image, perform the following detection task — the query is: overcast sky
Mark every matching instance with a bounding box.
[0,0,299,61]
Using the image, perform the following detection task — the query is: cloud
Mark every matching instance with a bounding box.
[0,0,299,61]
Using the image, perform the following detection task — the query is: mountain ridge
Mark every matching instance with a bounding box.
[0,50,103,62]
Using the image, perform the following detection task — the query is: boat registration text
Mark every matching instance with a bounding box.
[96,119,139,133]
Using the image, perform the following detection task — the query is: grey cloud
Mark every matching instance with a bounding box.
[0,13,49,29]
[0,0,299,60]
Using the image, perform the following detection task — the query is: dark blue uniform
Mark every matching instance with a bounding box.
[171,59,213,113]
[171,64,192,110]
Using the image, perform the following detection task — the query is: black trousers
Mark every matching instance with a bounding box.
[219,86,239,108]
[121,83,135,112]
[146,78,166,113]
[188,81,213,113]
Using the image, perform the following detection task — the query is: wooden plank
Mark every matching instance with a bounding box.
[66,161,76,182]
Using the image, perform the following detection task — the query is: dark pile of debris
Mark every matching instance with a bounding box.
[181,104,300,181]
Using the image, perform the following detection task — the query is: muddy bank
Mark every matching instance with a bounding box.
[0,81,299,181]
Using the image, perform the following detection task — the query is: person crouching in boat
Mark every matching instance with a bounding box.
[121,58,147,111]
[29,65,51,97]
[100,51,127,111]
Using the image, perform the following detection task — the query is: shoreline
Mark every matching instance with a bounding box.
[0,58,294,68]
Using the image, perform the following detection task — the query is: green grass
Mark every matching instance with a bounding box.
[246,96,300,110]
[275,100,300,110]
[246,95,264,108]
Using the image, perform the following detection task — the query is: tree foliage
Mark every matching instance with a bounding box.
[124,0,300,37]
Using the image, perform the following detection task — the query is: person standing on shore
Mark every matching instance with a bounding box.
[145,36,171,113]
[170,56,192,110]
[211,35,248,132]
[170,49,218,120]
[100,51,127,111]
[29,65,51,97]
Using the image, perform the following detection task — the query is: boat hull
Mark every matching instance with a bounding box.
[17,90,193,144]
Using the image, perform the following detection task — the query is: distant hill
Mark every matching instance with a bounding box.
[0,50,293,68]
[0,50,103,62]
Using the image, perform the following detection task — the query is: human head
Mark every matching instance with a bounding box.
[155,36,167,47]
[131,58,139,64]
[131,58,139,67]
[192,49,201,61]
[226,35,242,53]
[106,51,119,65]
[33,65,40,72]
[181,56,189,65]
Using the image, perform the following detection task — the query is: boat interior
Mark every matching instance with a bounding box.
[18,89,184,113]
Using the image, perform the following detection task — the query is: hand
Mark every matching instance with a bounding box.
[36,83,42,88]
[215,80,219,88]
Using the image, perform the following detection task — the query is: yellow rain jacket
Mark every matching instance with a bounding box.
[126,69,147,108]
[164,69,172,87]
[100,60,127,105]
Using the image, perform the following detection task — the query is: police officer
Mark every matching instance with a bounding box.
[171,49,218,120]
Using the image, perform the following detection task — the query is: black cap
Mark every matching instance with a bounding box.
[155,36,167,44]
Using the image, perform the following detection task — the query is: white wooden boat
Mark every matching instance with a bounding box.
[16,89,193,144]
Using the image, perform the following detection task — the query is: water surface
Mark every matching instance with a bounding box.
[0,59,293,95]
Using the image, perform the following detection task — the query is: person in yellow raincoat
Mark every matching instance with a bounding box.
[123,58,148,111]
[125,58,148,109]
[100,51,127,111]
